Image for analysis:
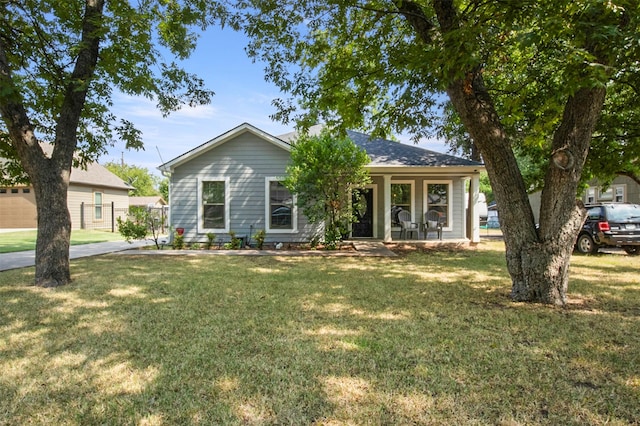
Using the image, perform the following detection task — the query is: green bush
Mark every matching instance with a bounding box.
[253,229,266,250]
[172,233,184,250]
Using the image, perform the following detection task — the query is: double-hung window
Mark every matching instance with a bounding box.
[266,178,296,232]
[424,181,452,229]
[94,192,103,221]
[200,179,228,231]
[391,181,414,226]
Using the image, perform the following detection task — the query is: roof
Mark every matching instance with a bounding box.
[159,122,484,174]
[129,196,167,206]
[1,144,132,191]
[158,123,291,172]
[346,130,483,168]
[70,162,133,190]
[279,124,483,168]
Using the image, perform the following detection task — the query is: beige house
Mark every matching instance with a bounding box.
[529,175,640,224]
[129,196,167,209]
[0,161,132,230]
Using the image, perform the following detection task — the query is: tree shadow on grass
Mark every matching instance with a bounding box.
[0,253,638,424]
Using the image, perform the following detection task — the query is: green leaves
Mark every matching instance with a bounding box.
[284,129,371,247]
[1,0,222,168]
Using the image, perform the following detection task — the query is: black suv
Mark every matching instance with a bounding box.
[575,203,640,255]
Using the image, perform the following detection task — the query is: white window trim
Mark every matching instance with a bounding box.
[391,180,415,222]
[94,191,103,222]
[614,185,626,202]
[424,180,453,232]
[265,177,298,234]
[198,177,230,233]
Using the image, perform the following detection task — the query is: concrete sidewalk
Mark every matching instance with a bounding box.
[0,239,156,272]
[0,240,397,272]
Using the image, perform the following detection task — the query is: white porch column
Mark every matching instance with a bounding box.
[383,174,392,242]
[470,173,481,243]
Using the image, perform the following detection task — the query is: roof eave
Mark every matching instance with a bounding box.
[366,165,485,175]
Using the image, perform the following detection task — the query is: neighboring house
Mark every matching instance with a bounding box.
[158,123,485,245]
[129,196,168,209]
[529,175,640,224]
[582,175,640,205]
[0,159,132,230]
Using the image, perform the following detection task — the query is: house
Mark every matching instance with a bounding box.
[158,123,485,245]
[529,175,640,224]
[129,196,168,209]
[0,159,132,230]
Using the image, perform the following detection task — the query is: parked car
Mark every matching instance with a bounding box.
[575,203,640,255]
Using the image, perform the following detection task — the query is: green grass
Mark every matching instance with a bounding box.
[0,241,638,425]
[0,229,125,253]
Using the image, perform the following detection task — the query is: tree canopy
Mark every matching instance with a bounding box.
[284,130,371,248]
[0,0,228,286]
[104,161,162,197]
[238,0,640,304]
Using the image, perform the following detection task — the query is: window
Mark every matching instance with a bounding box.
[614,185,625,202]
[586,187,596,203]
[391,181,414,225]
[94,192,103,220]
[599,187,613,201]
[266,178,296,232]
[11,188,18,194]
[0,189,6,194]
[22,188,30,194]
[425,181,452,229]
[202,180,226,229]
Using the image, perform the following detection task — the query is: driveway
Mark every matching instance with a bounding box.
[0,239,155,272]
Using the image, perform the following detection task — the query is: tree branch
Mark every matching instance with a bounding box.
[53,0,105,168]
[394,1,435,43]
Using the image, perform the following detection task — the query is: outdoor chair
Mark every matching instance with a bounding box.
[423,210,444,240]
[397,210,419,239]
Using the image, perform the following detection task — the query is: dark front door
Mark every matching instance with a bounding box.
[352,188,374,238]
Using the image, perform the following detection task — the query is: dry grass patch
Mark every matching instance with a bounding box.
[0,241,638,424]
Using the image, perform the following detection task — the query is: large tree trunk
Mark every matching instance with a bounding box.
[0,0,104,286]
[396,0,609,305]
[32,163,73,287]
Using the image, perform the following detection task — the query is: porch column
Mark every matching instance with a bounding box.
[470,173,481,243]
[383,174,392,242]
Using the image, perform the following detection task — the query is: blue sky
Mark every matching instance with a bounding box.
[103,26,448,176]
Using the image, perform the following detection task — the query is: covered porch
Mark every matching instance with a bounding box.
[350,168,484,244]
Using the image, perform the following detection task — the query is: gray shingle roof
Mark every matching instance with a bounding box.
[346,130,483,167]
[70,162,133,190]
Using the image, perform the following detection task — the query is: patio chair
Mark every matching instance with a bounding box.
[423,210,444,240]
[397,210,419,239]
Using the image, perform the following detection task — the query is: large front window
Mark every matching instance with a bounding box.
[391,181,414,226]
[202,181,226,229]
[269,181,293,229]
[266,179,296,232]
[425,182,451,228]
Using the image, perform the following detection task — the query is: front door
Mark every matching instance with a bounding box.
[352,188,374,238]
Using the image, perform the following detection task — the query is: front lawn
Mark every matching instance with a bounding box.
[0,229,126,253]
[0,241,637,424]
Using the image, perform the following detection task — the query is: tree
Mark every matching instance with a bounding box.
[239,0,640,304]
[117,206,165,250]
[104,161,161,197]
[0,0,226,286]
[284,130,371,249]
[158,177,169,203]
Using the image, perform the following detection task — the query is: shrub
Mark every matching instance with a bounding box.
[172,233,184,250]
[253,229,266,250]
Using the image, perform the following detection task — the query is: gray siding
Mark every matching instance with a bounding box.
[370,174,468,240]
[170,132,319,244]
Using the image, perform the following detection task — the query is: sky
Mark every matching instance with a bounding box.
[102,26,449,177]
